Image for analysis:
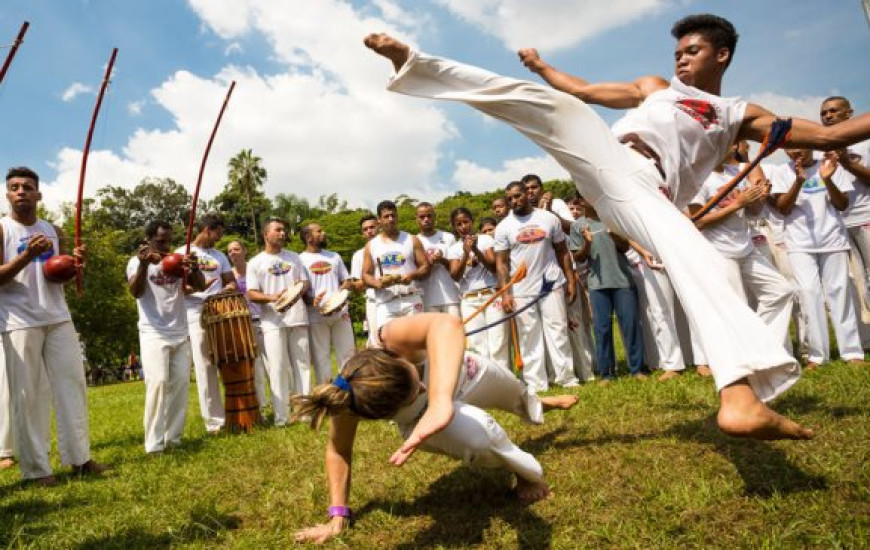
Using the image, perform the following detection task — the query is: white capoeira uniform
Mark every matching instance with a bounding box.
[127,256,191,453]
[247,250,312,426]
[393,351,544,484]
[0,337,13,461]
[386,51,799,400]
[771,160,863,363]
[690,165,796,353]
[494,208,578,392]
[300,249,355,384]
[447,234,509,370]
[625,248,687,372]
[369,232,424,329]
[837,141,870,346]
[234,273,269,413]
[417,230,461,317]
[177,244,231,433]
[350,247,378,348]
[0,217,93,478]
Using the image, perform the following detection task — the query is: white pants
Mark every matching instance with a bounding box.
[0,337,13,458]
[630,264,686,371]
[252,320,269,412]
[461,292,509,371]
[730,249,796,353]
[788,250,863,363]
[389,51,799,400]
[3,322,91,478]
[364,298,378,348]
[513,286,578,392]
[846,225,870,348]
[399,353,544,483]
[425,303,461,317]
[308,313,356,385]
[566,288,596,381]
[188,322,225,432]
[262,326,311,425]
[140,333,191,453]
[375,294,423,332]
[769,241,809,357]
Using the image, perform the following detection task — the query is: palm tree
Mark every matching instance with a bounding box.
[228,149,267,247]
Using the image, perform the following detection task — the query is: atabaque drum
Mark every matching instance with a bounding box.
[200,292,261,432]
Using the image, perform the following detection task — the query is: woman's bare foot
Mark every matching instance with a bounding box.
[515,476,552,505]
[540,394,579,412]
[363,33,410,72]
[718,380,814,440]
[0,457,15,469]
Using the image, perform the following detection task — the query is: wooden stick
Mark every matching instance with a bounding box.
[510,318,524,371]
[0,21,28,89]
[462,263,527,326]
[75,47,118,295]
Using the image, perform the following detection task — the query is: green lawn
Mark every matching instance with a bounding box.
[1,362,868,549]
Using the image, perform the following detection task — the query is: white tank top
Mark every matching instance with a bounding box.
[611,77,747,210]
[368,231,419,302]
[0,216,72,331]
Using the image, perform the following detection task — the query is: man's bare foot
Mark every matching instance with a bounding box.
[29,475,58,488]
[540,394,579,412]
[514,476,552,505]
[363,33,410,72]
[0,457,15,469]
[658,370,681,382]
[696,365,713,377]
[718,381,814,440]
[72,460,111,476]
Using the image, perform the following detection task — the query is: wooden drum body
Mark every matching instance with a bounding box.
[201,292,261,432]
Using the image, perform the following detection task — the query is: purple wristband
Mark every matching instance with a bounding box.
[328,505,352,519]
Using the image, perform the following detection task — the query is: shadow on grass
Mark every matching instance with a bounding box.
[0,495,86,546]
[356,466,552,549]
[70,503,241,550]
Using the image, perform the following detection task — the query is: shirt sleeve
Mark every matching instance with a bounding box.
[550,212,566,244]
[126,257,140,281]
[493,221,510,252]
[246,258,262,291]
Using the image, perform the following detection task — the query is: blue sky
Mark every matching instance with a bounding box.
[2,0,869,214]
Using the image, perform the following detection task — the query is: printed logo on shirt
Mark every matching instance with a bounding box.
[308,261,333,275]
[516,226,547,244]
[197,255,220,273]
[464,354,479,382]
[149,270,179,286]
[380,252,406,270]
[16,236,54,263]
[267,261,293,276]
[801,177,826,194]
[675,98,720,130]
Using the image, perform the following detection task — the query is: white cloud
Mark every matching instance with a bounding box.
[127,100,144,116]
[435,0,669,52]
[452,155,567,194]
[61,82,94,102]
[224,42,243,56]
[43,1,456,217]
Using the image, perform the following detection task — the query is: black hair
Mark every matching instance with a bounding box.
[822,96,851,109]
[478,216,497,230]
[520,174,542,186]
[145,220,172,239]
[194,212,224,233]
[671,14,738,68]
[376,200,397,217]
[505,181,525,193]
[6,167,39,188]
[359,214,377,227]
[449,207,473,226]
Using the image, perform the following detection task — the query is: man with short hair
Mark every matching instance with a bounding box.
[0,167,108,484]
[523,174,573,230]
[299,222,355,383]
[362,201,430,333]
[246,219,312,426]
[495,181,580,392]
[349,214,379,346]
[128,220,206,453]
[491,196,510,220]
[177,213,236,433]
[364,11,870,438]
[414,202,461,317]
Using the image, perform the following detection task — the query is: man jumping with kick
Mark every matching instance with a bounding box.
[365,14,870,440]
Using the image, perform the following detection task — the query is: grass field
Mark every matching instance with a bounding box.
[1,361,868,549]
